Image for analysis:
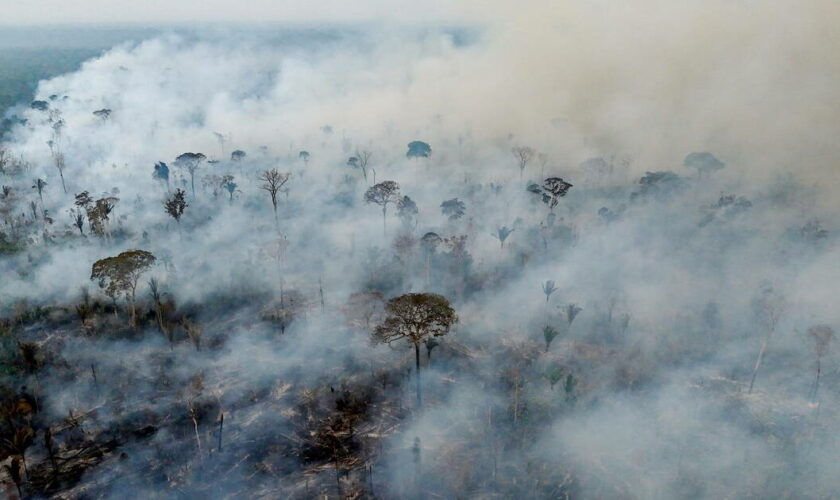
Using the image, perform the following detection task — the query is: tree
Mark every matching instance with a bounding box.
[397,195,419,229]
[528,177,573,213]
[0,147,8,174]
[684,152,724,178]
[69,208,85,235]
[343,290,386,330]
[299,151,310,166]
[164,188,188,233]
[373,293,458,407]
[90,250,156,326]
[75,191,118,238]
[213,132,229,157]
[748,284,786,393]
[89,196,119,238]
[440,198,466,221]
[364,181,400,235]
[406,141,431,159]
[52,149,67,193]
[512,146,534,179]
[153,162,170,190]
[544,325,560,352]
[32,178,47,206]
[93,108,112,122]
[542,177,573,212]
[542,280,557,323]
[149,278,172,343]
[230,150,246,162]
[420,232,442,286]
[808,324,834,404]
[356,149,372,181]
[493,226,514,248]
[31,100,49,111]
[174,152,206,196]
[258,169,291,220]
[221,175,238,202]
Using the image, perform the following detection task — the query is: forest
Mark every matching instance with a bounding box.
[1,5,839,499]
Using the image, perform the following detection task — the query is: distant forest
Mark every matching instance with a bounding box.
[0,26,161,135]
[0,48,99,130]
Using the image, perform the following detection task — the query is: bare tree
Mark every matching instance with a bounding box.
[32,178,47,207]
[364,181,400,235]
[53,150,67,193]
[356,149,372,182]
[748,285,786,393]
[808,324,834,404]
[213,132,230,158]
[512,146,534,179]
[373,293,458,407]
[258,169,291,220]
[343,290,386,330]
[149,278,172,343]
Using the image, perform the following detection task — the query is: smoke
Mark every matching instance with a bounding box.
[0,2,838,498]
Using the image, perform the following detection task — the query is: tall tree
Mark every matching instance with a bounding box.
[90,250,156,326]
[164,188,188,234]
[373,293,458,407]
[356,149,372,182]
[748,284,786,393]
[808,324,834,404]
[684,152,724,178]
[153,162,170,191]
[258,169,291,220]
[440,198,466,221]
[512,146,534,179]
[221,175,238,202]
[31,178,47,206]
[397,195,419,229]
[174,152,206,196]
[364,181,400,235]
[406,141,432,159]
[493,226,514,248]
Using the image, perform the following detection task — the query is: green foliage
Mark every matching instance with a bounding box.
[90,249,156,301]
[545,366,577,401]
[543,325,559,352]
[373,293,458,347]
[545,366,564,390]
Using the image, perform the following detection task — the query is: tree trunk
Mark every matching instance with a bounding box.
[59,170,67,193]
[218,413,224,452]
[748,332,771,393]
[382,206,387,236]
[812,357,822,404]
[415,343,422,409]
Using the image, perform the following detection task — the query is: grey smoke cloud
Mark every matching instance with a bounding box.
[0,2,838,497]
